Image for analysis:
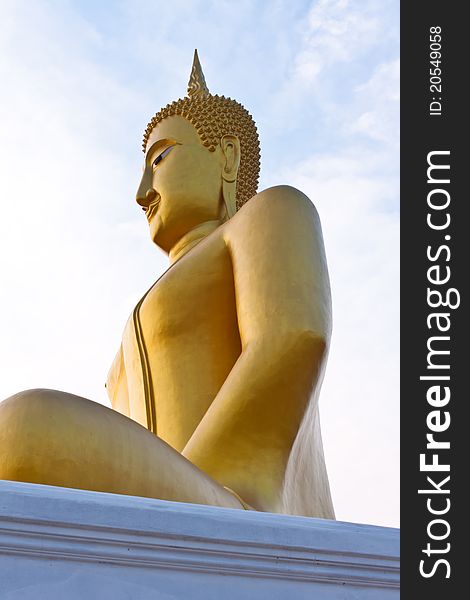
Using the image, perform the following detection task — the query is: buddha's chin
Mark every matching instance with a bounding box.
[148,215,163,246]
[149,215,173,253]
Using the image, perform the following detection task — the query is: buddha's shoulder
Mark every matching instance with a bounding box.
[226,185,320,233]
[241,185,317,219]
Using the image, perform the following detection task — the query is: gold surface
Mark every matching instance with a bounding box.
[0,52,334,517]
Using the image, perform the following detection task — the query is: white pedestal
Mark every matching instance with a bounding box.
[0,481,399,599]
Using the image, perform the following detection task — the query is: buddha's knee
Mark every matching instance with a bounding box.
[0,388,94,484]
[0,388,76,434]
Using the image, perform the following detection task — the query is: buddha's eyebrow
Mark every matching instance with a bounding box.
[145,139,175,164]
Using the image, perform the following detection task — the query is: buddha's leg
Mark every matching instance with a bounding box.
[0,389,244,509]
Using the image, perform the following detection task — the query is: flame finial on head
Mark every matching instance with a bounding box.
[187,50,210,99]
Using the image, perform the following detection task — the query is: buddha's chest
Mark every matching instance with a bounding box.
[139,235,238,342]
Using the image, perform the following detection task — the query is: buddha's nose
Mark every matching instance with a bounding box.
[136,187,158,209]
[136,168,157,208]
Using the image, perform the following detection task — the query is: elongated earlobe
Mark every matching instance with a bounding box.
[222,179,237,219]
[220,134,240,219]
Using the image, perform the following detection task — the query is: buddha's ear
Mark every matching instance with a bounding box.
[220,135,240,182]
[220,135,240,219]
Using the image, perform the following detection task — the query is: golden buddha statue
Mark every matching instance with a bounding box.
[0,51,334,518]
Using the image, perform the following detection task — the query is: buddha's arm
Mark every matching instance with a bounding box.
[182,185,331,512]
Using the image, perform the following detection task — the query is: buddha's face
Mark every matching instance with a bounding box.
[136,115,225,252]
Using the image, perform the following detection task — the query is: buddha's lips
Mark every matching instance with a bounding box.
[146,196,161,221]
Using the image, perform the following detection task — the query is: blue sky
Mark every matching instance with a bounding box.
[0,0,399,527]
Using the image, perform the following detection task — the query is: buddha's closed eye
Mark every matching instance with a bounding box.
[153,144,176,168]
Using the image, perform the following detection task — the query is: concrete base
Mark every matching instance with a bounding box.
[0,480,399,599]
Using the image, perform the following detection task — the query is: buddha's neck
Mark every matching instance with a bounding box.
[169,220,221,264]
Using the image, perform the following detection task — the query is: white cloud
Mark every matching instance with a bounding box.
[294,0,381,83]
[350,59,400,144]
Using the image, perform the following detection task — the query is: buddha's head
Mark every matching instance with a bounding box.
[136,51,260,252]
